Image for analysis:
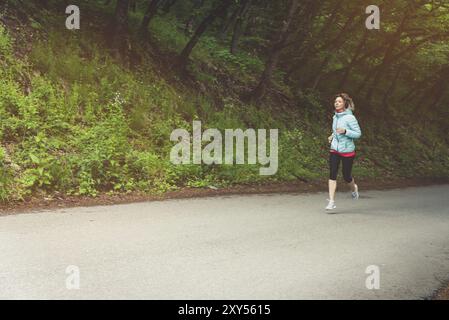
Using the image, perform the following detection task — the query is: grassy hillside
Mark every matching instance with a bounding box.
[0,1,448,202]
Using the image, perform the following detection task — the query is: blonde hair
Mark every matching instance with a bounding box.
[334,93,355,112]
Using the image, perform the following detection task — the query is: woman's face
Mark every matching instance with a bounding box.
[334,97,345,111]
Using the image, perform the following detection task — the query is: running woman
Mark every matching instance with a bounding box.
[326,93,362,211]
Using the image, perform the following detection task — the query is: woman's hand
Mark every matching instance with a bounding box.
[336,128,347,134]
[328,134,333,144]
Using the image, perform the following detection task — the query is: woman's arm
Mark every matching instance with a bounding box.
[344,115,362,139]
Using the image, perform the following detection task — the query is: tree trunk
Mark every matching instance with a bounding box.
[316,1,341,38]
[139,0,162,35]
[230,0,252,54]
[338,29,369,90]
[416,65,449,112]
[249,0,300,101]
[108,0,130,60]
[178,0,234,70]
[162,0,178,14]
[382,66,402,107]
[364,7,410,102]
[400,73,433,103]
[285,5,357,82]
[219,5,241,40]
[184,0,206,36]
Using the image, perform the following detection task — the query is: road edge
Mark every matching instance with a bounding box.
[1,176,448,216]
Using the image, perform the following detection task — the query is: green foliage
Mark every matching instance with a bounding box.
[0,24,12,57]
[150,16,189,53]
[277,128,325,181]
[0,0,447,204]
[212,49,264,74]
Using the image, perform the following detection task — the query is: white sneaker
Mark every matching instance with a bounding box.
[352,184,359,200]
[325,199,336,211]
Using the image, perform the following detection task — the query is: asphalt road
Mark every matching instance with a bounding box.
[1,184,449,299]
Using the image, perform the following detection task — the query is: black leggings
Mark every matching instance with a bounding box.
[329,152,355,183]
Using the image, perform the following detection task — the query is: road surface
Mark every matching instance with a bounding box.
[1,184,449,299]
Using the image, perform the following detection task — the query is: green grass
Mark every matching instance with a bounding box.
[0,7,447,203]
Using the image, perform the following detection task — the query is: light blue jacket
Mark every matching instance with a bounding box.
[330,108,362,153]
